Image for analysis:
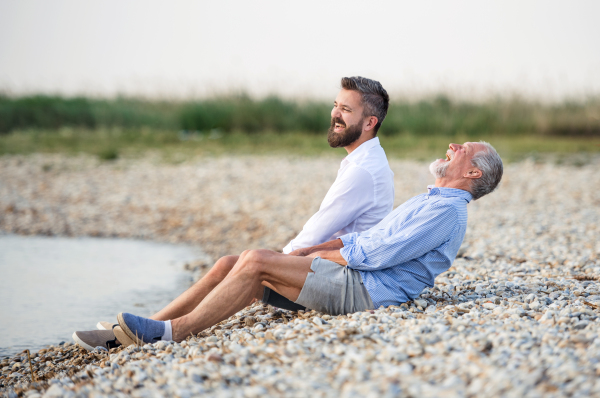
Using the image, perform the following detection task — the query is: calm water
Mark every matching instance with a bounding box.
[0,235,203,357]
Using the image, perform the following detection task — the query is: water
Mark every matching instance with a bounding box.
[0,235,204,357]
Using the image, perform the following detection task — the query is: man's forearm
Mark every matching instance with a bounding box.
[308,249,347,266]
[289,239,344,256]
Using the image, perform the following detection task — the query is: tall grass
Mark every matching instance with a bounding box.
[2,129,599,164]
[0,95,178,132]
[1,94,599,137]
[180,95,331,133]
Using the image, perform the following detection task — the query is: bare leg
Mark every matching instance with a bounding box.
[151,255,239,321]
[171,249,313,341]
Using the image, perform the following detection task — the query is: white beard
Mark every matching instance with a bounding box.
[429,159,450,178]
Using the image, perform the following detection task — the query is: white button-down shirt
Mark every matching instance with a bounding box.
[283,137,395,253]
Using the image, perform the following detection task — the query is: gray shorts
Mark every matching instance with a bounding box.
[263,256,374,315]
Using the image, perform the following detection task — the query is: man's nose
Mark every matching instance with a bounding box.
[449,143,462,151]
[331,107,341,118]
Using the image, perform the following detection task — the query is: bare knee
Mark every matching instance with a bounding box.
[205,255,238,280]
[238,249,253,262]
[236,249,270,276]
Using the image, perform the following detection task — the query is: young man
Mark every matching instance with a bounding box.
[81,141,503,347]
[73,76,395,351]
[283,77,394,254]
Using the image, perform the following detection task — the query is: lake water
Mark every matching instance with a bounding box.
[0,235,204,357]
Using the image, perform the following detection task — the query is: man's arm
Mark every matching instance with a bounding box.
[341,204,458,271]
[288,238,344,257]
[306,249,347,266]
[290,238,347,265]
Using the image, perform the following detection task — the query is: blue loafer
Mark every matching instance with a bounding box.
[117,312,165,345]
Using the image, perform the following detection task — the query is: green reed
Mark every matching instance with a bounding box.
[1,94,599,137]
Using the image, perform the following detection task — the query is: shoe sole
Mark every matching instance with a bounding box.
[72,331,96,351]
[113,325,136,348]
[117,312,145,346]
[97,321,136,348]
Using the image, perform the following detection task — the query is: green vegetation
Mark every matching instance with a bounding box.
[1,128,599,164]
[1,94,599,137]
[0,96,178,132]
[0,94,599,162]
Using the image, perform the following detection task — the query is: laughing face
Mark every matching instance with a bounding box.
[327,89,366,148]
[429,142,485,180]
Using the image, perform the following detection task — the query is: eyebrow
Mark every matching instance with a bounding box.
[333,101,353,111]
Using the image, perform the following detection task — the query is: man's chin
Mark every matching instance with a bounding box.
[429,159,449,178]
[429,159,443,168]
[327,127,362,148]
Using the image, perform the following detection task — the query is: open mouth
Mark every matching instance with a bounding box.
[331,117,346,133]
[445,149,455,161]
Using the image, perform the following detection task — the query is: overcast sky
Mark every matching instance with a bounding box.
[1,0,599,101]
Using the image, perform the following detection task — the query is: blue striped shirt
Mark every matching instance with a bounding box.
[340,186,472,308]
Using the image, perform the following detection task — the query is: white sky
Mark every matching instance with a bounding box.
[1,0,599,101]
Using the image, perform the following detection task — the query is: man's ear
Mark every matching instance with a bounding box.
[464,168,482,179]
[363,116,378,133]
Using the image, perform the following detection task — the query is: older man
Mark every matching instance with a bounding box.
[73,76,395,351]
[109,141,503,344]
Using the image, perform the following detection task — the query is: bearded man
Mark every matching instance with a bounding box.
[284,76,394,253]
[73,76,395,350]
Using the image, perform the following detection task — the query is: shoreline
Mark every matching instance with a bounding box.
[1,154,599,396]
[0,234,210,359]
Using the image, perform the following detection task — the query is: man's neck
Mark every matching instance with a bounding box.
[344,134,375,155]
[434,178,470,191]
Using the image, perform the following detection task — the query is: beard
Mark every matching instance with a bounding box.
[327,117,363,148]
[429,159,451,179]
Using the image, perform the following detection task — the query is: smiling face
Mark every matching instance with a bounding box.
[327,89,367,148]
[430,142,486,188]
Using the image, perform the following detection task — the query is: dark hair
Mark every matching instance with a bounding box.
[341,76,389,134]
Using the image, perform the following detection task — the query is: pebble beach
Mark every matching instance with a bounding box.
[1,153,600,397]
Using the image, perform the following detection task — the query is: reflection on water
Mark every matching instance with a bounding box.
[0,235,203,357]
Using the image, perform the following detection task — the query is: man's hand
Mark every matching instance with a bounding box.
[288,248,311,256]
[307,250,347,266]
[287,239,344,257]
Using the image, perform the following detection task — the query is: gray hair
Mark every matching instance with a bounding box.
[341,76,389,134]
[470,141,503,200]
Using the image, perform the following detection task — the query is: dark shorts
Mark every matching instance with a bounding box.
[262,287,306,312]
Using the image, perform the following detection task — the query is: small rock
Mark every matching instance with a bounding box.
[573,320,590,330]
[207,353,222,363]
[414,299,428,309]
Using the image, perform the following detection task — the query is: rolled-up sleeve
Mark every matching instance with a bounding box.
[339,232,359,247]
[341,203,458,271]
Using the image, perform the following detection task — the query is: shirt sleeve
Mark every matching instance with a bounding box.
[339,232,359,247]
[283,165,375,253]
[341,203,458,271]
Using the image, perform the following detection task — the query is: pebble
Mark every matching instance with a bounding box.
[414,299,428,309]
[1,155,599,397]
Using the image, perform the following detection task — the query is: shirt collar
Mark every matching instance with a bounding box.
[342,137,381,166]
[427,185,473,203]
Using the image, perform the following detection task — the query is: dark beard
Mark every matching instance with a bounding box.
[327,117,363,148]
